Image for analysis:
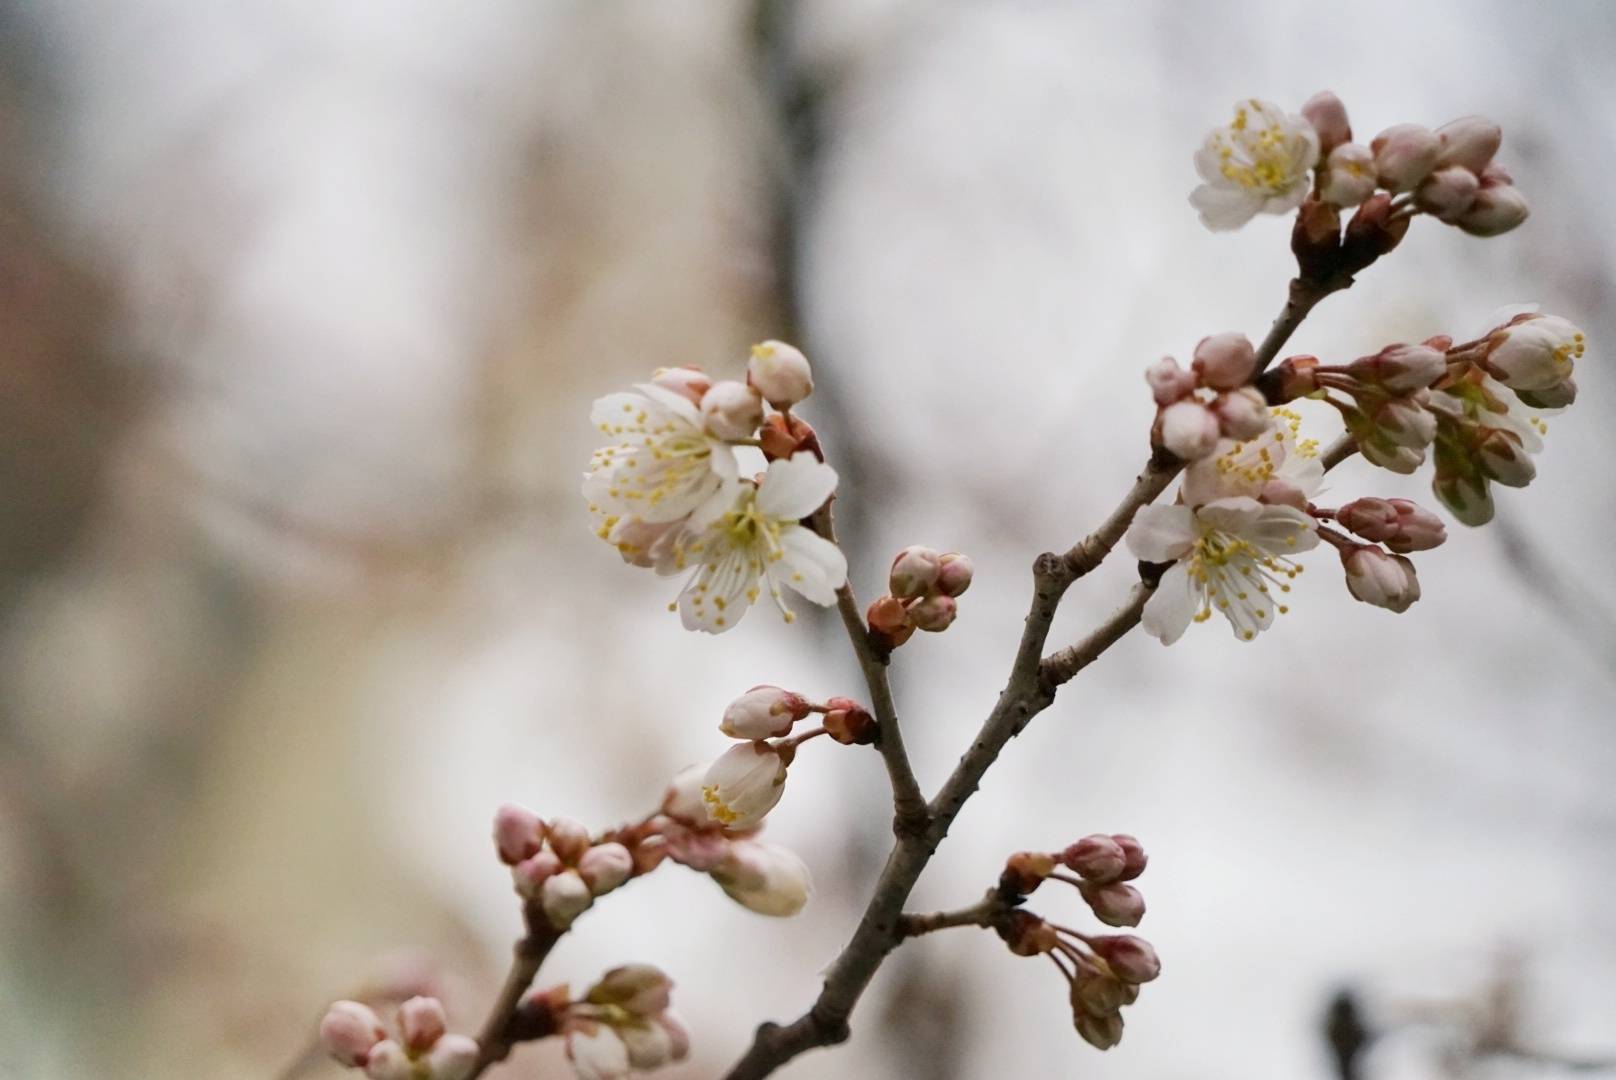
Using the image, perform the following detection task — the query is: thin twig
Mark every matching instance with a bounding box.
[466,906,562,1079]
[896,891,1005,938]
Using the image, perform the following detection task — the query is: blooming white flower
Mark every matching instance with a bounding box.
[701,742,788,828]
[1190,99,1320,231]
[584,382,739,556]
[664,452,847,633]
[1180,407,1322,509]
[710,839,813,917]
[1127,496,1319,644]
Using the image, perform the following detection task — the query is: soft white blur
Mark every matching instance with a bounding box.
[1,2,1613,1078]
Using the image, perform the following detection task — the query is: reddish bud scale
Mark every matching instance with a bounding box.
[1001,851,1056,895]
[1340,193,1410,273]
[823,697,876,746]
[759,412,823,463]
[995,909,1058,956]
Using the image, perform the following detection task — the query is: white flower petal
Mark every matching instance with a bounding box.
[1189,184,1263,231]
[756,452,838,520]
[1125,505,1198,562]
[1141,563,1198,645]
[677,550,757,634]
[774,526,847,605]
[568,1026,632,1080]
[1195,496,1264,534]
[1244,505,1320,554]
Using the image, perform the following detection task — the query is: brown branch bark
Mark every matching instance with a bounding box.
[897,891,1006,938]
[466,904,562,1079]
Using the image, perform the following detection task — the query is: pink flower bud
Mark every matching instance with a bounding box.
[1341,546,1420,613]
[1061,835,1127,884]
[1071,966,1129,1017]
[493,804,545,866]
[1475,429,1536,488]
[1415,165,1480,223]
[1347,342,1447,395]
[1457,183,1529,237]
[1435,115,1501,174]
[587,963,674,1016]
[1335,497,1400,543]
[1074,1010,1125,1051]
[1484,315,1585,391]
[866,595,915,647]
[823,696,876,746]
[1212,387,1271,441]
[424,1034,479,1080]
[513,849,562,898]
[1383,498,1446,553]
[1089,935,1162,984]
[1301,90,1352,154]
[1273,354,1321,400]
[1319,142,1376,207]
[398,996,447,1054]
[747,340,813,410]
[1112,834,1148,880]
[1002,851,1056,895]
[650,365,711,406]
[1145,357,1197,406]
[1192,332,1258,390]
[320,1001,386,1067]
[541,869,594,929]
[711,839,812,916]
[362,1040,414,1080]
[1370,123,1441,192]
[698,380,764,440]
[934,553,973,597]
[908,593,957,632]
[578,842,635,896]
[1158,400,1221,461]
[720,685,811,740]
[546,816,591,865]
[701,742,788,829]
[888,545,942,599]
[1369,396,1437,449]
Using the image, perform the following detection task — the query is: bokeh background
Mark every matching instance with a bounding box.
[2,1,1614,1077]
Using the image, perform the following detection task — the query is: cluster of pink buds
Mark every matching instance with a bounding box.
[866,546,974,648]
[1308,497,1447,612]
[495,807,636,929]
[994,834,1158,1050]
[517,965,689,1080]
[320,997,478,1080]
[1271,339,1448,474]
[1146,333,1266,461]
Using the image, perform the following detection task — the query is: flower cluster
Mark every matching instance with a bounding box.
[584,343,847,633]
[320,997,478,1080]
[865,545,974,649]
[996,835,1159,1051]
[519,965,689,1080]
[495,807,638,929]
[1147,333,1268,461]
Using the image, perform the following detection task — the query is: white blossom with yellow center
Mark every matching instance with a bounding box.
[665,452,846,634]
[1190,99,1321,231]
[1181,407,1324,508]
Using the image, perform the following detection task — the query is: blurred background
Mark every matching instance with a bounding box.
[2,1,1614,1077]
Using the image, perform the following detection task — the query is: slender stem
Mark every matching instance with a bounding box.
[466,906,562,1079]
[1254,277,1341,377]
[1039,584,1152,689]
[896,891,1005,938]
[1060,452,1182,578]
[1320,433,1357,471]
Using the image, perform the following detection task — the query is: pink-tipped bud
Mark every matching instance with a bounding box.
[578,842,635,895]
[1435,116,1502,174]
[1074,1010,1125,1051]
[934,553,973,597]
[866,595,916,647]
[1302,90,1352,154]
[1158,400,1221,461]
[424,1034,479,1080]
[398,996,447,1054]
[1347,343,1447,396]
[1072,966,1129,1017]
[720,685,811,740]
[1061,835,1127,884]
[1002,851,1056,895]
[493,804,545,866]
[908,593,957,633]
[997,909,1059,956]
[512,849,562,899]
[1212,387,1271,441]
[747,340,813,409]
[650,365,712,406]
[1111,834,1148,881]
[1319,143,1376,207]
[541,868,595,929]
[1192,332,1258,391]
[1080,881,1146,928]
[699,380,764,440]
[320,1001,386,1067]
[546,816,591,865]
[888,546,942,599]
[1457,183,1529,237]
[1145,357,1197,406]
[362,1040,414,1080]
[1384,498,1446,553]
[1415,165,1480,223]
[1370,123,1441,192]
[1335,497,1400,542]
[1089,935,1162,984]
[1341,546,1420,613]
[1273,354,1321,400]
[823,696,876,746]
[1368,396,1437,450]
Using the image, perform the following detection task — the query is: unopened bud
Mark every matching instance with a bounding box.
[1074,1010,1125,1051]
[1341,546,1421,613]
[1371,123,1441,192]
[1145,357,1197,406]
[866,595,916,648]
[1484,315,1584,391]
[320,1001,386,1067]
[996,909,1058,956]
[1061,835,1127,884]
[935,553,974,597]
[823,696,876,746]
[1111,833,1148,881]
[660,762,708,823]
[701,742,788,829]
[699,380,764,440]
[424,1034,479,1080]
[1516,377,1576,410]
[1475,429,1536,488]
[650,365,712,406]
[546,816,591,865]
[747,340,813,409]
[578,842,635,895]
[1072,967,1129,1017]
[1435,115,1501,174]
[1341,193,1411,269]
[1319,143,1375,207]
[1457,183,1529,237]
[1415,165,1480,223]
[1301,90,1352,154]
[1081,881,1146,927]
[711,839,812,917]
[889,546,942,599]
[541,869,595,929]
[1335,497,1399,542]
[1088,935,1162,984]
[362,1040,414,1080]
[1347,343,1447,395]
[588,964,673,1016]
[1158,400,1221,461]
[493,804,546,866]
[1002,851,1056,895]
[758,411,822,462]
[513,850,563,899]
[908,593,957,633]
[1383,498,1446,553]
[721,685,811,740]
[1212,387,1271,440]
[398,996,447,1054]
[1368,396,1437,449]
[1192,332,1258,391]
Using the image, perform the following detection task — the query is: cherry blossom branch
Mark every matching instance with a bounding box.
[465,905,562,1079]
[896,891,1005,938]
